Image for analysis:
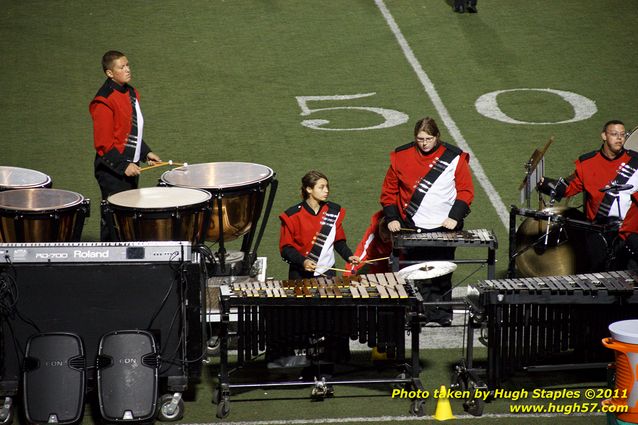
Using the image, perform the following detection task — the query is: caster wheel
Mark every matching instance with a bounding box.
[409,399,425,416]
[157,394,184,422]
[0,397,13,425]
[216,400,230,419]
[212,389,221,405]
[463,398,484,416]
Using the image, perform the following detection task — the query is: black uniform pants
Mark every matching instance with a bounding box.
[94,158,139,242]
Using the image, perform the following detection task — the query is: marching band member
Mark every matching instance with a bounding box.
[272,171,359,372]
[90,50,161,241]
[538,120,637,272]
[380,117,474,326]
[344,210,392,276]
[279,170,360,279]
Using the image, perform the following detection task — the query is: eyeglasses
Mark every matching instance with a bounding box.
[416,136,436,143]
[606,132,627,139]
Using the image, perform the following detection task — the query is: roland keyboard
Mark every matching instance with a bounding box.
[0,241,192,263]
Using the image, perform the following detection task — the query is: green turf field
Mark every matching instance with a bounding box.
[2,1,637,423]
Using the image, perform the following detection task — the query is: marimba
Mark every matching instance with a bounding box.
[392,229,498,279]
[466,271,638,388]
[215,273,424,418]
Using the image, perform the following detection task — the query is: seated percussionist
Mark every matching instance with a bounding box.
[538,120,637,272]
[380,117,474,326]
[271,171,359,374]
[279,170,359,279]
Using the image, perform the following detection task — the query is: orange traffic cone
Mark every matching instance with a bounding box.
[433,385,456,421]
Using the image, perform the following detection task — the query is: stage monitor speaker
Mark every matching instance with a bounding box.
[1,259,203,398]
[97,330,158,422]
[23,333,85,424]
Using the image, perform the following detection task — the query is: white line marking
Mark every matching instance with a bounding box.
[374,0,509,229]
[182,412,602,425]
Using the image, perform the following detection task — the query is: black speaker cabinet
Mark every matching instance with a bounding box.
[23,333,85,424]
[97,330,158,422]
[0,260,203,398]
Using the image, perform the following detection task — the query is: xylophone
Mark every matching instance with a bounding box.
[230,273,410,300]
[467,271,638,387]
[392,229,498,279]
[393,229,498,249]
[216,273,424,416]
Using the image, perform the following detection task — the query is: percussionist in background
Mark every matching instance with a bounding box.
[380,117,474,326]
[90,50,161,241]
[538,120,637,272]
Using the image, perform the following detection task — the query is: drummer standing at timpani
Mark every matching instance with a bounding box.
[90,50,161,241]
[279,171,360,279]
[538,120,638,272]
[380,117,474,326]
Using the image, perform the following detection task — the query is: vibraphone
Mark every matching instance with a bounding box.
[392,229,498,279]
[216,273,424,418]
[466,270,638,388]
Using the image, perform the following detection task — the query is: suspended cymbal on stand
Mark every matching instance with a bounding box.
[398,261,457,281]
[514,206,590,277]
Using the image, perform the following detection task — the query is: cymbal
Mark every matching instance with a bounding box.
[515,206,589,277]
[398,261,457,281]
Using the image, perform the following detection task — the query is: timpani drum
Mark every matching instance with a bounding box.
[104,187,211,243]
[0,166,52,191]
[0,189,89,242]
[160,162,275,242]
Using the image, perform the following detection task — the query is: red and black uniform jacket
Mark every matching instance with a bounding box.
[344,210,392,276]
[279,201,352,276]
[380,142,474,229]
[90,78,151,175]
[541,148,638,223]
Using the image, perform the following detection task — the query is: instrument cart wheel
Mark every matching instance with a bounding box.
[463,398,484,417]
[310,380,334,400]
[0,397,13,425]
[409,399,426,417]
[216,399,230,419]
[463,380,488,417]
[157,393,184,422]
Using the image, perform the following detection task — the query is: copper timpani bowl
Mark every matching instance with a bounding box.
[160,162,274,242]
[0,188,88,242]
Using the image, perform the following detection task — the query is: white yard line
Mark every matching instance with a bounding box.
[374,0,509,229]
[184,412,602,425]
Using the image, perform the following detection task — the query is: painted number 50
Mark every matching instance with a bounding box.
[295,93,409,131]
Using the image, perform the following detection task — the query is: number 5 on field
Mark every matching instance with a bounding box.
[295,93,409,131]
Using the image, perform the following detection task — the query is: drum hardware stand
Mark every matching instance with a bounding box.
[209,177,278,277]
[519,137,553,209]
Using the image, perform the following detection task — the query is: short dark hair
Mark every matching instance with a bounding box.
[102,50,126,72]
[300,170,329,200]
[414,117,440,138]
[602,120,624,133]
